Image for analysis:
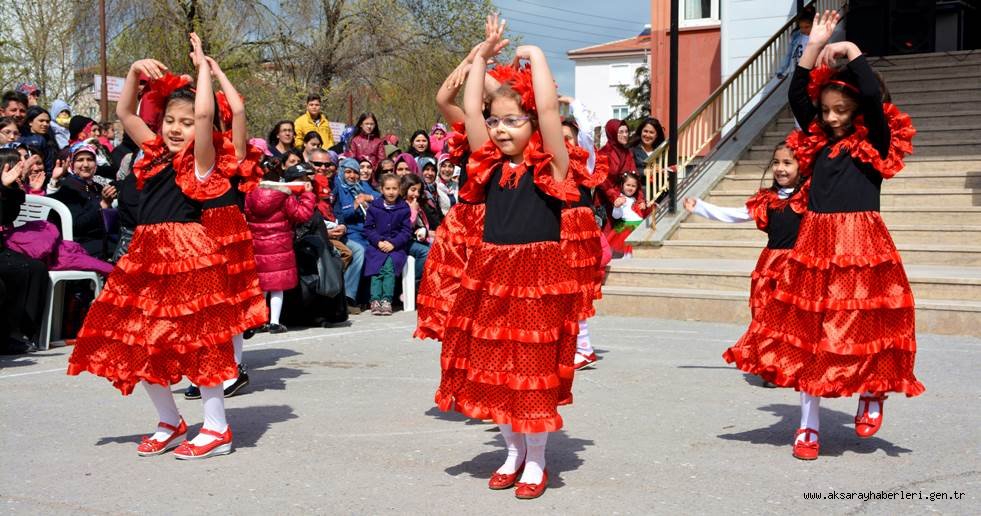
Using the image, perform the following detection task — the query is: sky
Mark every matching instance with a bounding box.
[491,0,652,94]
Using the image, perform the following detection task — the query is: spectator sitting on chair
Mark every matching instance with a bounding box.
[333,157,376,312]
[48,144,117,259]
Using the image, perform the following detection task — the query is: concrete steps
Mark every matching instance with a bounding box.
[634,240,981,266]
[604,259,981,302]
[672,222,981,245]
[597,285,981,336]
[604,51,981,336]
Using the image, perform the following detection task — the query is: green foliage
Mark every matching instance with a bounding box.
[617,65,651,120]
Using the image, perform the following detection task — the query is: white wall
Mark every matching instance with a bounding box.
[720,0,798,80]
[572,55,647,135]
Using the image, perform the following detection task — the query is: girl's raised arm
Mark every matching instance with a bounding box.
[518,45,568,181]
[205,55,247,160]
[190,33,216,176]
[117,60,166,146]
[439,41,505,126]
[464,15,508,151]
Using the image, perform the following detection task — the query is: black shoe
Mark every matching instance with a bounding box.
[243,328,256,340]
[223,368,250,398]
[268,323,288,334]
[254,323,271,333]
[761,380,777,389]
[1,338,37,355]
[184,384,202,400]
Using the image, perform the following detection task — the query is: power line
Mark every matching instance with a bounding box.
[497,0,643,26]
[502,14,627,40]
[492,3,638,33]
[509,29,607,46]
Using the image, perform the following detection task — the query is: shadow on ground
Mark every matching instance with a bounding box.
[717,403,913,457]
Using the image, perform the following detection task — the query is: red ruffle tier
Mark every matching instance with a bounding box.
[414,203,486,341]
[435,241,579,433]
[201,205,268,334]
[724,211,924,398]
[560,206,603,320]
[67,223,239,395]
[749,248,791,319]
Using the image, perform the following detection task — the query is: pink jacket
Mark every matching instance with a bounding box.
[244,187,316,291]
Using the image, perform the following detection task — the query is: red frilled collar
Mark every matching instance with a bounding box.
[458,132,583,203]
[744,180,809,232]
[785,103,915,179]
[132,132,239,201]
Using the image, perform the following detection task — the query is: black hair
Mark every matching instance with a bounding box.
[398,172,422,197]
[302,131,323,147]
[0,116,18,131]
[621,172,642,197]
[267,120,294,147]
[306,94,322,103]
[561,116,580,139]
[799,5,816,24]
[0,148,20,170]
[25,106,50,125]
[1,91,27,110]
[628,117,666,150]
[762,141,804,193]
[165,87,221,131]
[407,130,430,156]
[355,112,381,138]
[284,148,304,166]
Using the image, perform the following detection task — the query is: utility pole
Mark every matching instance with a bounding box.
[99,0,109,123]
[667,0,679,213]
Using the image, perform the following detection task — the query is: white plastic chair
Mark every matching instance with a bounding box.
[14,195,103,350]
[401,255,416,312]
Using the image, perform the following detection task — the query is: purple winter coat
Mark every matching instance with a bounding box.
[245,187,316,291]
[362,196,412,277]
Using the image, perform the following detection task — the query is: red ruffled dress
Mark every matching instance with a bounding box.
[434,136,583,432]
[415,128,485,341]
[560,146,607,322]
[67,136,241,395]
[199,141,267,335]
[724,56,923,398]
[743,184,809,319]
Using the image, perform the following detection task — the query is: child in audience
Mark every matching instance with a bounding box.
[605,172,652,258]
[363,173,412,315]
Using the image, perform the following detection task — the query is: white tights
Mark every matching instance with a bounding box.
[576,320,594,356]
[496,427,549,484]
[222,334,244,389]
[797,392,821,443]
[268,291,284,325]
[142,381,228,445]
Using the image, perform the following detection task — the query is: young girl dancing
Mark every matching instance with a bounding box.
[685,141,808,320]
[604,172,652,258]
[435,15,586,499]
[67,41,241,459]
[723,11,922,460]
[363,173,412,315]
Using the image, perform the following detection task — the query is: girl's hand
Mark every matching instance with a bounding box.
[1,163,20,187]
[203,56,225,78]
[189,32,206,69]
[131,59,168,80]
[28,169,45,190]
[817,41,861,68]
[807,10,840,48]
[636,200,647,212]
[683,197,697,212]
[477,13,508,60]
[613,195,627,208]
[513,45,542,62]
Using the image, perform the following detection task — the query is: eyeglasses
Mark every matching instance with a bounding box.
[309,161,329,167]
[0,129,20,138]
[484,115,531,129]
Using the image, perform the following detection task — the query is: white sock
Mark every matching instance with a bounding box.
[223,334,244,390]
[797,392,821,443]
[576,320,594,356]
[142,381,181,441]
[496,424,527,475]
[268,291,284,325]
[189,385,228,446]
[858,391,881,419]
[519,432,549,484]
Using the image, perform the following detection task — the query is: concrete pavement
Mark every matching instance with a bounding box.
[1,313,978,515]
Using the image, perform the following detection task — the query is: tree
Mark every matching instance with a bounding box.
[617,65,651,119]
[0,1,82,102]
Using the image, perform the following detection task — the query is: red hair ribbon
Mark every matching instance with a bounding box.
[139,73,192,134]
[488,63,538,114]
[807,66,859,102]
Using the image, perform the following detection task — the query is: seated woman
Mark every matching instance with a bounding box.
[333,157,377,308]
[48,145,117,259]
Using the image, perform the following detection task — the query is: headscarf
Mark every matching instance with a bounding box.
[394,152,419,175]
[598,119,635,175]
[337,157,364,196]
[69,144,98,178]
[429,123,447,154]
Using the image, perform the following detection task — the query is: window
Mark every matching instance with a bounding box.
[609,64,632,86]
[681,0,719,27]
[612,105,630,120]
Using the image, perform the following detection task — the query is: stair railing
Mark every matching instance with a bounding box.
[644,0,847,217]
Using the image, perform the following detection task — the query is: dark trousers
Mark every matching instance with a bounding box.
[0,248,49,342]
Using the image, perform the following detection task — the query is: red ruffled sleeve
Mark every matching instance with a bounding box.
[171,131,238,201]
[237,141,265,194]
[829,103,915,179]
[133,136,169,189]
[526,136,581,203]
[568,144,606,189]
[745,189,774,231]
[446,122,470,166]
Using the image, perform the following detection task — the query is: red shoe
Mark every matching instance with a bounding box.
[514,469,548,499]
[855,394,887,439]
[792,428,819,460]
[173,427,233,460]
[574,353,597,370]
[136,419,187,457]
[488,464,524,490]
